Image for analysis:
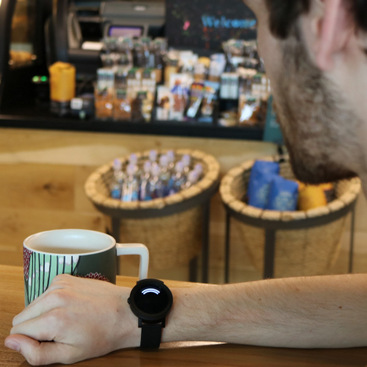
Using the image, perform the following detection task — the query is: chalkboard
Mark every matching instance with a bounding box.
[165,0,257,52]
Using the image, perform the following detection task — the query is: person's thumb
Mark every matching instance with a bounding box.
[5,334,78,366]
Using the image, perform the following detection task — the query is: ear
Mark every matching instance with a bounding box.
[307,0,353,70]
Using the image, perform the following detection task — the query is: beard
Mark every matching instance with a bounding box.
[270,28,362,184]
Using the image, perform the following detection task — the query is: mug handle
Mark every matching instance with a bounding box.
[116,243,149,279]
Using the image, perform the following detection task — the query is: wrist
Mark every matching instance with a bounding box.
[162,285,218,343]
[115,287,141,350]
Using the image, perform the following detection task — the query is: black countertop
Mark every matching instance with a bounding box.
[0,109,264,140]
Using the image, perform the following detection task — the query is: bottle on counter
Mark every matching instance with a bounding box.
[129,153,139,166]
[113,89,131,121]
[159,154,171,197]
[149,149,158,165]
[139,161,152,201]
[131,91,152,122]
[95,68,115,119]
[182,170,199,190]
[193,163,204,180]
[133,40,147,68]
[127,153,139,177]
[110,158,124,199]
[181,154,191,175]
[149,163,164,199]
[151,38,167,84]
[164,58,179,87]
[169,161,186,195]
[127,68,142,100]
[49,62,76,116]
[122,164,139,202]
[113,70,131,121]
[166,150,176,173]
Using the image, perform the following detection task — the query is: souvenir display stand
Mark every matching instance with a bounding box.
[220,156,361,281]
[85,149,220,282]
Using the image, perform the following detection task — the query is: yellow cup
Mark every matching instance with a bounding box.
[49,62,76,102]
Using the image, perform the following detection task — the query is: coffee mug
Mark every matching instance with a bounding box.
[23,229,149,305]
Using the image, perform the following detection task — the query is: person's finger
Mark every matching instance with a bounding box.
[5,334,80,366]
[11,308,66,342]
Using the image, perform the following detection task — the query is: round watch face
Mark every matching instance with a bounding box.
[129,279,173,321]
[135,286,169,313]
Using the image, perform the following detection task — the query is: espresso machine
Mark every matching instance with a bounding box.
[0,0,51,111]
[46,0,165,78]
[0,0,165,111]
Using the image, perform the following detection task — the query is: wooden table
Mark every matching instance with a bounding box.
[1,265,367,367]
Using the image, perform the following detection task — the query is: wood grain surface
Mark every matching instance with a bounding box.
[1,265,367,366]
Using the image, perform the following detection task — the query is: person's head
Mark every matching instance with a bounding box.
[245,0,367,192]
[265,1,367,40]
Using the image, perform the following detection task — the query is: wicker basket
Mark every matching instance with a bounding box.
[85,149,220,270]
[220,156,361,278]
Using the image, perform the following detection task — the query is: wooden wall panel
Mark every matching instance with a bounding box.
[0,164,75,211]
[74,165,100,212]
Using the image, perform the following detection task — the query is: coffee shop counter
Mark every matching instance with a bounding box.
[1,265,367,367]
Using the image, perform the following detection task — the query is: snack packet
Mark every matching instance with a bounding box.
[247,160,280,209]
[298,184,328,211]
[266,176,299,211]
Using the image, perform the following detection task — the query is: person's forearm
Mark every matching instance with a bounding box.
[164,274,367,348]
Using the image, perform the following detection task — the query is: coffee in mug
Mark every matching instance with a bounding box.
[23,229,149,305]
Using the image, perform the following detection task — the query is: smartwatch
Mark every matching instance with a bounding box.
[128,278,173,349]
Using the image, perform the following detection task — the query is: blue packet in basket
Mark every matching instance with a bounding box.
[248,160,280,209]
[266,175,299,211]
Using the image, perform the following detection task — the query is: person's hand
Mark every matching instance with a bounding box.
[4,274,140,366]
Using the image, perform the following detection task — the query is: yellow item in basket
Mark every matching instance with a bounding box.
[298,184,327,211]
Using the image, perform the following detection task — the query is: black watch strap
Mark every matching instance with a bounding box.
[140,323,163,349]
[128,278,173,350]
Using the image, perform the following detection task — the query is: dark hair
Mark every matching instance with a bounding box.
[265,0,367,39]
[354,0,367,31]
